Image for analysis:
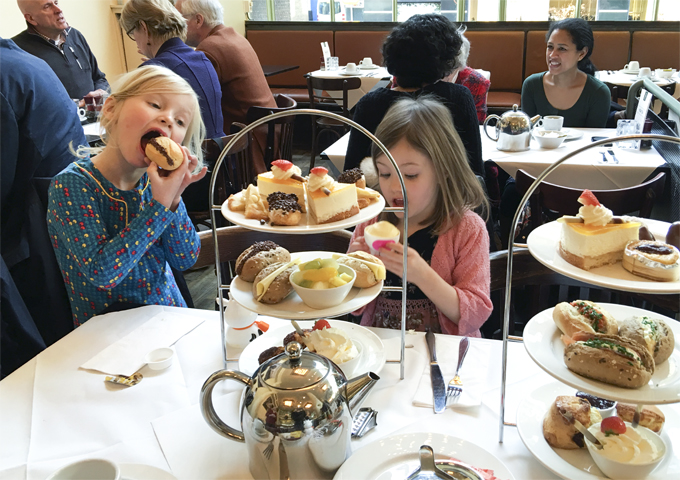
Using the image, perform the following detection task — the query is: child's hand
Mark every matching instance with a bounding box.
[347,236,370,254]
[378,242,431,287]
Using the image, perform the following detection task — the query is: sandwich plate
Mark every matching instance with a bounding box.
[238,319,385,378]
[229,251,383,320]
[516,382,679,480]
[523,303,680,404]
[221,188,384,234]
[527,219,680,294]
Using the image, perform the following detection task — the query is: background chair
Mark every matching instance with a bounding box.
[605,81,676,119]
[246,94,297,170]
[306,74,363,171]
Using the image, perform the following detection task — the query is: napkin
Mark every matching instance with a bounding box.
[412,337,491,409]
[80,312,204,376]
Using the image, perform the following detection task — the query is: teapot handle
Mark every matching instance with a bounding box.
[200,369,252,442]
[483,115,501,142]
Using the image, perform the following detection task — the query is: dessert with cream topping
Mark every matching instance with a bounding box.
[257,160,307,212]
[306,167,359,224]
[304,322,359,365]
[558,190,639,270]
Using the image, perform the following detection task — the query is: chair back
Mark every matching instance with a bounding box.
[306,75,363,118]
[246,94,297,168]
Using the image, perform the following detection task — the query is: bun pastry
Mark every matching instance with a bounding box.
[618,315,675,365]
[543,396,601,449]
[145,137,183,171]
[553,300,617,338]
[236,241,291,282]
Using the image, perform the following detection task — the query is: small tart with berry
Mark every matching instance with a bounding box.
[257,159,307,212]
[622,240,680,282]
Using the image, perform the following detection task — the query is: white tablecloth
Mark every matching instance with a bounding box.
[309,67,391,110]
[2,306,677,480]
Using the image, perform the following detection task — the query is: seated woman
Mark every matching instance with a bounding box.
[446,29,490,124]
[521,18,610,127]
[343,14,483,178]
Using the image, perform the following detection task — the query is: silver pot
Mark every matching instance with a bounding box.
[200,341,379,480]
[483,104,540,152]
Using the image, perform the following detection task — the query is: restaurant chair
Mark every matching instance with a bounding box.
[605,81,676,118]
[246,94,297,169]
[306,74,363,172]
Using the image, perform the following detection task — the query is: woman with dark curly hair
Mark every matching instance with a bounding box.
[343,14,483,177]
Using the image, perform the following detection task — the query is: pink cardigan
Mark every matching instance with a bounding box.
[350,211,493,337]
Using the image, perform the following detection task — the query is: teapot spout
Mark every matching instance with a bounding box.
[530,115,541,126]
[346,372,380,413]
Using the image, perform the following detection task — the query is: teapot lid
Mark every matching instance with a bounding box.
[259,342,331,390]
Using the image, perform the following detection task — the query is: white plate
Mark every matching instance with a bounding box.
[221,188,384,234]
[230,251,383,319]
[523,303,680,404]
[560,128,584,141]
[621,69,640,75]
[334,432,515,480]
[120,463,177,480]
[359,64,379,70]
[238,319,385,378]
[526,219,680,294]
[516,382,679,480]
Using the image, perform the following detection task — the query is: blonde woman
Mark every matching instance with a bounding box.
[47,66,207,326]
[348,96,492,336]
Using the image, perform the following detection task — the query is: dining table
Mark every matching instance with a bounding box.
[595,70,680,114]
[261,65,300,77]
[308,66,391,110]
[8,304,675,480]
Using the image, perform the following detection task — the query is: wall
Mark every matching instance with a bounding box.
[0,0,247,80]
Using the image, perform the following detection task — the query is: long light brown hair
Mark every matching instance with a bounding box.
[371,95,489,235]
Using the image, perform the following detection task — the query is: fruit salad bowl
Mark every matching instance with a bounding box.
[290,262,356,309]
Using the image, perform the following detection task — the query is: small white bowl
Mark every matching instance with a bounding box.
[336,340,363,378]
[145,347,174,370]
[655,68,676,79]
[47,459,120,480]
[533,129,567,149]
[290,264,356,309]
[585,421,667,480]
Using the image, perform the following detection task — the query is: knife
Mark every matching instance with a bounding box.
[425,329,447,414]
[560,411,603,449]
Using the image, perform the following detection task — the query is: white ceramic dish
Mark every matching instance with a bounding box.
[526,219,680,294]
[120,463,177,480]
[523,303,680,404]
[238,319,385,378]
[230,251,382,320]
[290,263,356,309]
[516,382,678,480]
[145,347,174,370]
[333,432,515,480]
[359,64,379,70]
[559,128,584,141]
[221,188,384,234]
[533,130,568,149]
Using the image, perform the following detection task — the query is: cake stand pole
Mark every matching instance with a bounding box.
[207,109,409,378]
[498,133,680,443]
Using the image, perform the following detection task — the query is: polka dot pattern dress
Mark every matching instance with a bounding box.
[47,158,201,326]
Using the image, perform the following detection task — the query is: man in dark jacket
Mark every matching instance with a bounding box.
[13,0,109,101]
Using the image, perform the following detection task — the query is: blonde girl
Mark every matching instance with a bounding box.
[349,96,492,336]
[48,65,207,326]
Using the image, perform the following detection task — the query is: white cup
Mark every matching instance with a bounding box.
[47,459,120,480]
[346,62,358,74]
[537,115,563,132]
[639,67,652,77]
[361,57,373,67]
[625,61,640,72]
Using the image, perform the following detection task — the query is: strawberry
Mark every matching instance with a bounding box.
[310,167,328,176]
[272,159,293,171]
[577,189,601,207]
[601,416,626,436]
[313,319,331,330]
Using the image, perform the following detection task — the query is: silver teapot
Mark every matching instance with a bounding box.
[200,342,379,480]
[483,104,540,152]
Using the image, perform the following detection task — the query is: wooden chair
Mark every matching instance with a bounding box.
[515,169,666,232]
[306,74,363,171]
[605,81,676,118]
[246,94,297,169]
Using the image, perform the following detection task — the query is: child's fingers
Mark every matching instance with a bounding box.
[190,166,208,184]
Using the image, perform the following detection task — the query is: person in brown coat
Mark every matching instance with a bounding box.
[176,0,276,174]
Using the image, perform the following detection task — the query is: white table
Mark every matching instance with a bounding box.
[309,66,391,110]
[595,70,679,114]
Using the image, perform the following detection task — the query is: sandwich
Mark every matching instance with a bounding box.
[333,251,386,288]
[618,315,675,365]
[553,300,618,341]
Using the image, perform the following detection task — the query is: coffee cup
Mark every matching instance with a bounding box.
[361,57,373,67]
[639,67,652,77]
[624,61,640,72]
[536,115,563,132]
[47,459,120,480]
[346,62,358,74]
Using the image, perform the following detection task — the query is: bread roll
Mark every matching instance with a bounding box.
[145,136,183,171]
[543,396,602,449]
[553,300,617,337]
[336,251,384,288]
[252,263,296,304]
[235,241,291,282]
[618,315,675,365]
[616,403,665,433]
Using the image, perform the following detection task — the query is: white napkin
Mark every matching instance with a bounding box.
[412,337,491,409]
[80,312,204,376]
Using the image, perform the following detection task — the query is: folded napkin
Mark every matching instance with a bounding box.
[413,337,491,410]
[80,312,204,376]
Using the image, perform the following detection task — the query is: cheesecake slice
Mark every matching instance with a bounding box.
[257,160,306,212]
[307,167,360,224]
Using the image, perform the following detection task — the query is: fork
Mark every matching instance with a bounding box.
[607,149,620,164]
[263,440,274,460]
[446,337,469,398]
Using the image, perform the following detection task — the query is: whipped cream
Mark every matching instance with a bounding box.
[305,327,358,364]
[271,164,302,180]
[578,204,613,226]
[307,172,335,192]
[593,427,662,465]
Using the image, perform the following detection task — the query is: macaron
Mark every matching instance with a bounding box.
[145,136,183,170]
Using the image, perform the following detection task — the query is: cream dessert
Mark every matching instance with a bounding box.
[590,422,663,465]
[558,190,639,270]
[364,221,400,255]
[257,160,307,212]
[305,326,358,365]
[622,240,680,281]
[306,167,359,224]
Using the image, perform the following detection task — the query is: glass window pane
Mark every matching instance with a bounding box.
[467,0,499,21]
[397,2,440,23]
[331,1,394,22]
[658,0,680,20]
[251,0,269,21]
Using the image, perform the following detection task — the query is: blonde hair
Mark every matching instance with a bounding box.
[371,96,489,235]
[120,0,187,44]
[76,65,205,167]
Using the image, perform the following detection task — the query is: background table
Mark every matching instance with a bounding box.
[262,65,299,77]
[309,67,391,110]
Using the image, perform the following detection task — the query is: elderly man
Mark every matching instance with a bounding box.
[176,0,276,170]
[13,0,109,101]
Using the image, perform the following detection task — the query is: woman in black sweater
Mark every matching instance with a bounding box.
[344,14,483,177]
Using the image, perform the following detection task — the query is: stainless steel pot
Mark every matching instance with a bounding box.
[483,104,540,152]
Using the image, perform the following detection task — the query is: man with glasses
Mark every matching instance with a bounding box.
[13,0,109,103]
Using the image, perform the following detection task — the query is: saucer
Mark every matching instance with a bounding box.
[622,68,640,75]
[359,64,379,70]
